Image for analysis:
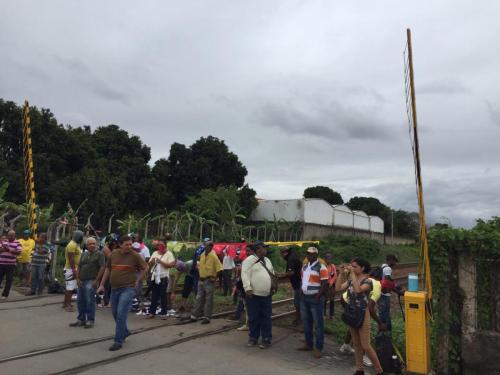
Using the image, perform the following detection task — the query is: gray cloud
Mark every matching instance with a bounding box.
[55,56,132,105]
[486,101,500,126]
[256,98,395,141]
[419,80,470,95]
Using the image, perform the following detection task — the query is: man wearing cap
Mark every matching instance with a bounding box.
[241,241,275,349]
[189,241,222,324]
[378,254,399,332]
[17,229,35,287]
[297,247,329,358]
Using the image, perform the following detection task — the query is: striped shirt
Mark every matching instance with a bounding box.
[0,240,22,265]
[31,244,50,267]
[107,248,147,289]
[301,260,328,295]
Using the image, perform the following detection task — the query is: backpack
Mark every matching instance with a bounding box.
[375,333,401,373]
[48,280,65,294]
[370,265,388,281]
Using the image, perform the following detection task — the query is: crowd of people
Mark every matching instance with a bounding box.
[0,228,403,374]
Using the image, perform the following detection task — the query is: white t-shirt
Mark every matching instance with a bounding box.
[150,250,175,278]
[381,263,392,296]
[222,253,235,270]
[140,244,151,260]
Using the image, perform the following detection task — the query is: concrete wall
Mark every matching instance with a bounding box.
[302,223,385,244]
[332,205,353,227]
[353,210,370,231]
[252,198,384,234]
[251,199,304,222]
[384,236,415,245]
[303,199,334,226]
[369,216,384,234]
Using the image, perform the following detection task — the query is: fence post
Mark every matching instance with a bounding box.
[459,254,477,335]
[493,259,500,332]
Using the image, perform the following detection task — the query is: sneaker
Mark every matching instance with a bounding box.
[340,343,355,354]
[201,317,210,324]
[97,303,104,308]
[136,310,145,316]
[109,342,122,351]
[145,314,155,319]
[363,355,373,366]
[313,348,322,359]
[168,309,176,315]
[247,339,257,347]
[25,292,36,296]
[84,321,94,329]
[259,340,271,349]
[69,320,86,327]
[226,316,241,322]
[353,371,365,375]
[237,324,248,331]
[0,296,7,301]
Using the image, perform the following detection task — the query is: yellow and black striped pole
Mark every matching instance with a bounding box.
[22,100,37,240]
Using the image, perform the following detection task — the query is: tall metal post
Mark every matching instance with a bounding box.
[407,28,432,299]
[22,101,38,240]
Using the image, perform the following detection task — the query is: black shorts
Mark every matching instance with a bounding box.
[182,275,194,299]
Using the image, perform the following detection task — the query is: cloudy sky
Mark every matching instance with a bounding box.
[1,1,499,227]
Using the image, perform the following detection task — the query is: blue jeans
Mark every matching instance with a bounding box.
[110,287,135,344]
[301,294,325,351]
[30,265,45,294]
[246,295,272,342]
[77,280,97,322]
[379,294,392,331]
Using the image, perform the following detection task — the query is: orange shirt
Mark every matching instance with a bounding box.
[326,263,337,287]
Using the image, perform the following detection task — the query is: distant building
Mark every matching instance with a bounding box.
[251,198,384,242]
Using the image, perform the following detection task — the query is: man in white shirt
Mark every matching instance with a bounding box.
[222,247,235,296]
[241,241,274,349]
[147,242,175,318]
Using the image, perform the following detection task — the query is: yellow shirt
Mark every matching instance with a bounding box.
[64,240,82,269]
[18,238,35,263]
[198,250,223,279]
[342,278,381,303]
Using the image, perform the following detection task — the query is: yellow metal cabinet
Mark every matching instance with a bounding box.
[405,291,430,374]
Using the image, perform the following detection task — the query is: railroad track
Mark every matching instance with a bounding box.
[0,297,295,365]
[0,270,416,372]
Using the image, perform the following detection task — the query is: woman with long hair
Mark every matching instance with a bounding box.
[336,257,384,375]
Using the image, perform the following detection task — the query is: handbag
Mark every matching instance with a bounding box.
[341,301,366,328]
[341,279,369,328]
[256,257,279,295]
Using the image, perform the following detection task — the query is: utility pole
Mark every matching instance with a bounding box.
[22,101,38,240]
[391,210,394,243]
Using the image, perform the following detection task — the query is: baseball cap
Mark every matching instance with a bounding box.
[306,247,319,254]
[250,241,269,251]
[132,242,141,251]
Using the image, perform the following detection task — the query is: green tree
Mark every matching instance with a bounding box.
[153,136,247,205]
[392,210,419,238]
[303,185,343,205]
